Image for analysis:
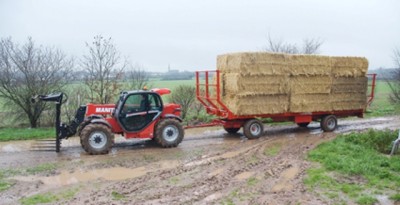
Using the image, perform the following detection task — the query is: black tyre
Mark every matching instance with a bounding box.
[224,127,240,134]
[320,115,337,132]
[147,137,160,146]
[80,124,114,155]
[154,119,184,148]
[297,122,310,128]
[243,119,264,139]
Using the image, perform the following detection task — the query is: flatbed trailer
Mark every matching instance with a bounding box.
[194,70,377,139]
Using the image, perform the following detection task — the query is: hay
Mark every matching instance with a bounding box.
[290,94,332,112]
[331,77,368,93]
[286,55,331,76]
[217,52,288,75]
[215,52,369,115]
[331,57,368,77]
[222,73,289,95]
[224,94,289,115]
[290,76,332,94]
[330,93,367,110]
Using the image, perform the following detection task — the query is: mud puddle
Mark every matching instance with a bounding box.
[13,159,180,186]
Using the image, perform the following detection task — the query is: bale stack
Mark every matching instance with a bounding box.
[217,52,368,115]
[218,53,290,115]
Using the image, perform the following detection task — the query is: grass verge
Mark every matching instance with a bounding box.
[20,188,78,205]
[0,127,54,141]
[111,191,126,200]
[305,129,400,204]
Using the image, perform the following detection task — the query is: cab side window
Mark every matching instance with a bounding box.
[123,94,144,113]
[148,94,162,111]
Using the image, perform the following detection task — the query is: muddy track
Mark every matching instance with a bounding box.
[0,116,399,204]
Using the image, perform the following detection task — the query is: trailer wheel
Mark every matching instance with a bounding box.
[297,122,310,128]
[224,127,240,134]
[320,115,337,132]
[243,119,264,139]
[155,119,184,148]
[80,124,114,155]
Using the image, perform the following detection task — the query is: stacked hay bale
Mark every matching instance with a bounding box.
[217,52,368,115]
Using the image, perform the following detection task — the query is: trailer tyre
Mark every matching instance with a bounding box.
[80,124,114,155]
[224,127,240,134]
[320,115,337,132]
[243,119,264,139]
[155,119,184,148]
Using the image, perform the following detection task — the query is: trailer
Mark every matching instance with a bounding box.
[194,70,377,139]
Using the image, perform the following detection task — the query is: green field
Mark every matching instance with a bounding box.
[367,80,400,117]
[0,127,54,141]
[148,79,195,90]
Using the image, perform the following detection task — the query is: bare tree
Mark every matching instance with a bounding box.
[168,85,196,119]
[81,35,126,104]
[0,37,73,128]
[265,33,323,54]
[62,86,90,122]
[127,64,151,90]
[387,47,400,104]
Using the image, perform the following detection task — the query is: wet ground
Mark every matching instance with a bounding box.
[0,116,399,204]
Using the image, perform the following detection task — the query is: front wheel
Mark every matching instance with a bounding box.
[154,119,184,148]
[320,115,337,132]
[80,124,114,155]
[243,119,264,139]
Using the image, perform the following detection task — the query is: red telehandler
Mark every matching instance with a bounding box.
[33,88,184,155]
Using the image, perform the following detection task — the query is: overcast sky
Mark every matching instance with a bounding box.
[1,0,399,72]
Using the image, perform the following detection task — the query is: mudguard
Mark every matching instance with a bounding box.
[163,114,183,122]
[77,116,112,136]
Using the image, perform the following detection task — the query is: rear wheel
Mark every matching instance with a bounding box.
[80,124,114,155]
[243,119,264,139]
[154,119,184,148]
[224,127,240,134]
[320,115,337,132]
[297,122,310,128]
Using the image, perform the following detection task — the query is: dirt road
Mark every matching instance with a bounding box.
[0,116,399,204]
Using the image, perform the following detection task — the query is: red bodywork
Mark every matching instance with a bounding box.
[193,70,377,129]
[84,88,181,139]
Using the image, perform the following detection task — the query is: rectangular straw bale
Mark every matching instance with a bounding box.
[290,76,332,94]
[217,52,289,75]
[217,53,243,73]
[222,73,289,95]
[290,94,332,112]
[223,94,289,115]
[286,54,331,76]
[331,57,368,77]
[330,93,367,110]
[331,77,368,93]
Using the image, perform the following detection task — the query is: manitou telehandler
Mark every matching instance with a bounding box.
[33,88,184,155]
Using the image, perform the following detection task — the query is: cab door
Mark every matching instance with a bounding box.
[117,93,163,132]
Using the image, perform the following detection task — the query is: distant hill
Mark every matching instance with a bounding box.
[368,68,397,80]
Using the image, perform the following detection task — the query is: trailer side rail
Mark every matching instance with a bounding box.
[367,73,377,106]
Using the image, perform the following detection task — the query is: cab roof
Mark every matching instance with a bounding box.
[124,88,171,96]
